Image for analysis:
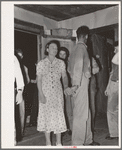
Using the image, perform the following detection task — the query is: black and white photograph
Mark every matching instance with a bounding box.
[1,1,121,149]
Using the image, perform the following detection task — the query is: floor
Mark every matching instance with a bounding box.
[17,113,119,147]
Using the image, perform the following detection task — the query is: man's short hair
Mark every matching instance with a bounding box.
[76,26,90,39]
[15,48,23,54]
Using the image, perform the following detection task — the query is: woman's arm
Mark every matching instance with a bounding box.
[37,75,46,104]
[62,72,68,90]
[62,72,73,96]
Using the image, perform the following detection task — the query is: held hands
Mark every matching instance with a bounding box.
[64,86,79,96]
[70,86,79,96]
[64,87,72,96]
[40,94,47,104]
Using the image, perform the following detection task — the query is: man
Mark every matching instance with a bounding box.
[15,48,30,136]
[105,41,119,140]
[14,55,25,144]
[28,63,38,127]
[68,26,100,146]
[89,57,99,132]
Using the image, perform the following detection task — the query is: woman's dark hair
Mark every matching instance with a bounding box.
[57,47,69,61]
[76,26,90,39]
[44,40,60,55]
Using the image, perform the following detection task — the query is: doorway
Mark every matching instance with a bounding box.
[15,30,38,141]
[15,30,37,68]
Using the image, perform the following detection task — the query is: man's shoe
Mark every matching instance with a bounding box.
[68,130,72,135]
[89,141,100,146]
[62,130,71,137]
[105,135,118,140]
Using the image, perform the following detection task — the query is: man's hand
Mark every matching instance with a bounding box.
[92,67,99,75]
[31,79,37,84]
[16,91,23,105]
[85,72,91,78]
[105,88,109,96]
[70,85,79,96]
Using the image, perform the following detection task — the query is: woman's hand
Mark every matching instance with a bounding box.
[40,94,47,104]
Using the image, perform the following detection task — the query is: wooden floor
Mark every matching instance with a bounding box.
[17,113,119,147]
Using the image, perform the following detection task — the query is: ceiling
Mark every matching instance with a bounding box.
[15,4,117,21]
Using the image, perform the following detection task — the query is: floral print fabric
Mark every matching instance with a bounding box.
[37,57,67,133]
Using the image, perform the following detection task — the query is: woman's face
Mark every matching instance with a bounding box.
[59,50,66,60]
[47,43,58,56]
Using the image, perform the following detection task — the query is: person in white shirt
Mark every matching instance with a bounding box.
[14,55,24,104]
[14,55,24,144]
[105,42,119,140]
[15,48,30,137]
[112,51,119,65]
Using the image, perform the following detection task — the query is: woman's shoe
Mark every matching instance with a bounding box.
[56,143,62,146]
[46,142,51,146]
[57,144,62,146]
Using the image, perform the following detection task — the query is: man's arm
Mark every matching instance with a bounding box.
[14,56,24,91]
[24,65,30,84]
[72,45,84,87]
[14,56,24,104]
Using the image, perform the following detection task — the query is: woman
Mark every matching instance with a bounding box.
[36,41,70,146]
[57,47,73,134]
[57,47,69,68]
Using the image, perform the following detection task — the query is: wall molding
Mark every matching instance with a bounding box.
[14,18,44,35]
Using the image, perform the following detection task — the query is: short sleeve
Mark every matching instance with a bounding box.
[36,61,43,76]
[14,56,24,90]
[112,52,119,65]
